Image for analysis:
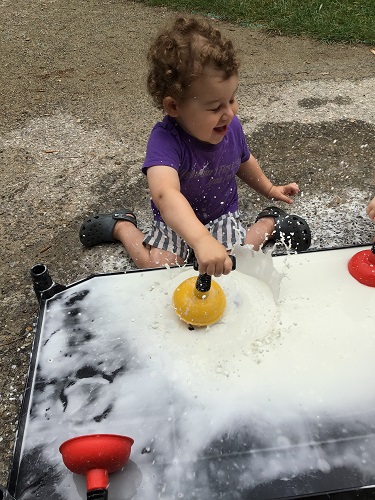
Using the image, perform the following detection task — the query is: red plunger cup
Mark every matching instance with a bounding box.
[59,434,134,500]
[348,243,375,287]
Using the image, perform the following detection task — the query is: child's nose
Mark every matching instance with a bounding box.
[222,105,235,121]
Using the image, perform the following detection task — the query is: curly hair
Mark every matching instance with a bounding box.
[147,16,240,110]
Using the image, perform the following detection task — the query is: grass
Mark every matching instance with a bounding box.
[137,0,375,45]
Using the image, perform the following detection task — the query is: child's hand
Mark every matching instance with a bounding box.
[268,183,299,204]
[366,197,375,222]
[193,234,233,277]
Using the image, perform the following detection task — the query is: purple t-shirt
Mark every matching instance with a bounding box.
[142,115,250,225]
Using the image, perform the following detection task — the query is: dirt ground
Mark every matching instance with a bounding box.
[0,0,374,488]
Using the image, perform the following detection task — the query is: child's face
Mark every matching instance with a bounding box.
[173,67,239,144]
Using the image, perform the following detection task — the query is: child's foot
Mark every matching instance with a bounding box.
[79,209,137,247]
[256,206,311,252]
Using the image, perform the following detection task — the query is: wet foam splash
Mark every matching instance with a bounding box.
[18,246,375,499]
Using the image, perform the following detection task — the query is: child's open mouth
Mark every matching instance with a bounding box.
[214,125,227,135]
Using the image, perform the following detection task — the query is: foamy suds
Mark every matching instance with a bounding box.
[19,245,375,499]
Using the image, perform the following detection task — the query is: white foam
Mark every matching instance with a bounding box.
[20,245,375,498]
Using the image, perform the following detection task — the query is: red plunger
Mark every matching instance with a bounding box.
[348,243,375,287]
[59,434,134,500]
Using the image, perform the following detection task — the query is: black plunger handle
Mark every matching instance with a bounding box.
[87,489,108,500]
[196,273,212,293]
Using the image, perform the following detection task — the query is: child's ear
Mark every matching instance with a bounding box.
[163,96,180,117]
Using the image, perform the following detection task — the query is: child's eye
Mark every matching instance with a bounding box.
[209,98,236,112]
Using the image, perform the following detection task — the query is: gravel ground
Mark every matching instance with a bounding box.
[0,0,374,487]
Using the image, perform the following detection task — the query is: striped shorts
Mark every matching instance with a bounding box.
[142,211,247,261]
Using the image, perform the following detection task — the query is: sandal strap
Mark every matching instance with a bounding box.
[112,210,137,227]
[255,206,286,224]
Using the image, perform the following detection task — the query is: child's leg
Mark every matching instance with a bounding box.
[113,220,185,268]
[80,210,186,268]
[244,217,275,250]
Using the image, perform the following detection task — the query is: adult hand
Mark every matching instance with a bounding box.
[268,183,299,204]
[366,197,375,222]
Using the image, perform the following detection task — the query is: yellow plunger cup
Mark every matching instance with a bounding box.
[172,256,236,327]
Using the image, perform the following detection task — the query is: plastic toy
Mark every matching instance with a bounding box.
[59,434,134,499]
[348,243,375,287]
[173,256,236,327]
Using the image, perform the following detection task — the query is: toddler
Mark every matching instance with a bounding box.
[80,16,310,276]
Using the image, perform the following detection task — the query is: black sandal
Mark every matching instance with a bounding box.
[79,209,137,248]
[256,206,311,252]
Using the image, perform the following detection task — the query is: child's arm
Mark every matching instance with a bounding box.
[366,197,375,222]
[237,155,299,204]
[147,165,233,276]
